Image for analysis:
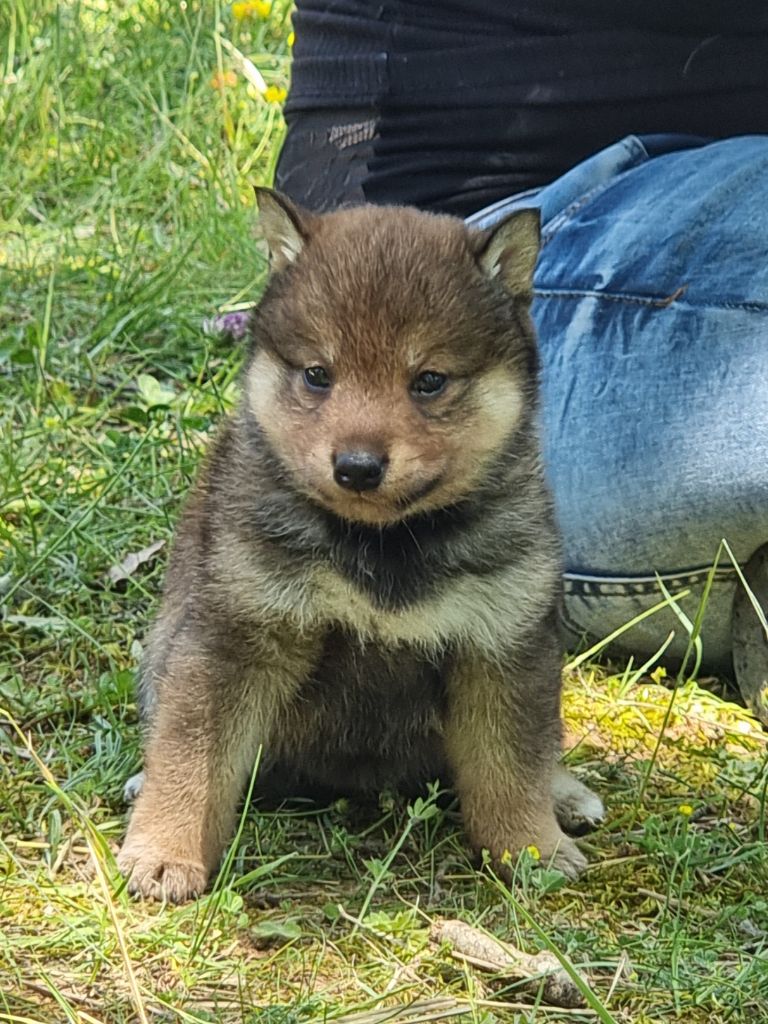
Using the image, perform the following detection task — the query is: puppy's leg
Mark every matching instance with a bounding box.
[444,635,587,880]
[118,636,313,902]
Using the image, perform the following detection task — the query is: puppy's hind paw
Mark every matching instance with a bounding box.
[548,834,588,881]
[552,765,605,837]
[123,771,145,804]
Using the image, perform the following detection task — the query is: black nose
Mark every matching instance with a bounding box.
[333,451,386,491]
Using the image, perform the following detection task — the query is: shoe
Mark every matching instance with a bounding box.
[731,542,768,726]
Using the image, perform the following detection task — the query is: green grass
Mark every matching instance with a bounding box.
[2,2,768,1021]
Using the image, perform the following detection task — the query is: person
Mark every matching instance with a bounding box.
[269,0,768,712]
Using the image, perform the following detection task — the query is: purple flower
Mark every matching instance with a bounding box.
[203,309,254,341]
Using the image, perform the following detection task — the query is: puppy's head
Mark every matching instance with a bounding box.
[247,189,540,526]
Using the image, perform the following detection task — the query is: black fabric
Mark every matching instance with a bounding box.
[276,0,768,216]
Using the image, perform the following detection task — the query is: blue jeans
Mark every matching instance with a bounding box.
[468,135,768,670]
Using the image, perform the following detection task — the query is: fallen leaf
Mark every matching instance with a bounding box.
[247,919,303,950]
[106,540,165,588]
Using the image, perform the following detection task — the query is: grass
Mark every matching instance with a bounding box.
[1,2,768,1021]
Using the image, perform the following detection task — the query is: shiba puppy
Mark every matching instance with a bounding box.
[117,190,603,901]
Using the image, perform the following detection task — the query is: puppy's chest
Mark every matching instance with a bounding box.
[310,562,469,649]
[306,556,538,655]
[326,528,440,611]
[317,627,442,710]
[277,626,446,755]
[228,519,552,652]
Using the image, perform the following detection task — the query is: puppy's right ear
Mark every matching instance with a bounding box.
[254,187,315,272]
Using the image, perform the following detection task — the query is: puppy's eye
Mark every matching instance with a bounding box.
[412,371,447,397]
[303,366,331,391]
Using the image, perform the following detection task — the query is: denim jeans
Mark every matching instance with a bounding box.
[468,135,768,671]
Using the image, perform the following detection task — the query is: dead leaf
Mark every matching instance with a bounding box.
[106,540,165,588]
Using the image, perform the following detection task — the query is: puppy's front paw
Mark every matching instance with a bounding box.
[473,815,589,883]
[117,842,209,902]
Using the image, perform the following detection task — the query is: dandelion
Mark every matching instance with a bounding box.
[232,0,271,19]
[210,69,237,90]
[264,84,287,104]
[500,849,512,866]
[525,844,541,861]
[678,803,694,817]
[287,30,295,47]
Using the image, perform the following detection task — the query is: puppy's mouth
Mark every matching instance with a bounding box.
[395,474,444,509]
[315,474,445,524]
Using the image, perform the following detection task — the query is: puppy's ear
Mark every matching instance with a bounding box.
[254,187,315,272]
[471,208,540,299]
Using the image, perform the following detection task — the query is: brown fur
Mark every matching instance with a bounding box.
[117,192,601,901]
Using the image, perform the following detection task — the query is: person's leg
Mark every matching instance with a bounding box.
[274,106,550,217]
[471,135,768,677]
[274,108,377,212]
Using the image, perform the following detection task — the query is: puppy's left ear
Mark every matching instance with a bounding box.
[254,187,316,272]
[471,208,540,299]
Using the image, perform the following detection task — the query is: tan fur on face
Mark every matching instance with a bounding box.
[247,215,530,528]
[248,351,524,525]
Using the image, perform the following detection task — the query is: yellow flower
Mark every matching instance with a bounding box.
[678,804,694,817]
[287,30,295,47]
[526,845,541,861]
[232,0,271,18]
[500,849,512,866]
[264,84,287,104]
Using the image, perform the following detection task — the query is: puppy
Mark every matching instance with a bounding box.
[118,191,603,901]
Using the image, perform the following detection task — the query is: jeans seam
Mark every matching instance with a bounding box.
[534,288,676,309]
[564,566,738,598]
[533,288,768,314]
[541,180,616,245]
[540,137,651,243]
